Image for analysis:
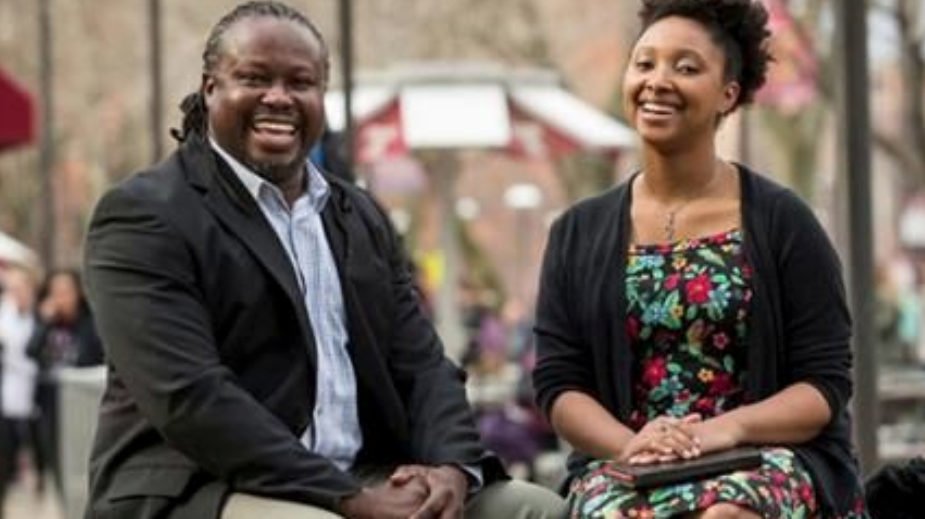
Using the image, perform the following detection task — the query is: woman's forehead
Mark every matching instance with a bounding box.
[633,16,722,55]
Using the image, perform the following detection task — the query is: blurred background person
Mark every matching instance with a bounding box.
[27,269,102,495]
[0,265,40,509]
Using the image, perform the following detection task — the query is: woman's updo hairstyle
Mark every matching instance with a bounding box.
[637,0,774,112]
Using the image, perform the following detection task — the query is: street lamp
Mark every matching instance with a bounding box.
[503,183,543,210]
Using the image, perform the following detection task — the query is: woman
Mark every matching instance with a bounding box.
[532,1,867,517]
[28,269,103,493]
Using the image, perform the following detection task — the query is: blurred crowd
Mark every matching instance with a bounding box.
[874,255,925,368]
[457,286,559,482]
[0,264,103,513]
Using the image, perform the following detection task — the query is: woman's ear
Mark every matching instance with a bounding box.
[721,81,741,116]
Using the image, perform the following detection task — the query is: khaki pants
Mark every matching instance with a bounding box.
[222,479,566,519]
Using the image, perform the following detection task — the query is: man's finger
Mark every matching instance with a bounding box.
[439,499,464,519]
[390,464,425,486]
[409,486,450,519]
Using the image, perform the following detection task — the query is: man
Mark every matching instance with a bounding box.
[82,2,565,518]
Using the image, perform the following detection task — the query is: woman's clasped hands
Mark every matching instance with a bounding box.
[619,414,704,465]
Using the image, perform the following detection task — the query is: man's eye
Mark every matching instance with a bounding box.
[291,78,316,90]
[239,73,267,85]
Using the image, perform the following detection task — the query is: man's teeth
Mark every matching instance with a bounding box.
[254,121,296,133]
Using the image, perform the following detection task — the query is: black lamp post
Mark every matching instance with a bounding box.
[836,0,878,473]
[149,0,163,161]
[338,0,354,173]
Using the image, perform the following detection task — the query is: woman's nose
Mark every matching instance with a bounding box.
[644,69,672,93]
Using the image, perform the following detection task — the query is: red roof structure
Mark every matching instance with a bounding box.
[324,63,635,164]
[0,67,36,151]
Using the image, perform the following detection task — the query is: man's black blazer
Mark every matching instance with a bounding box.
[82,136,503,519]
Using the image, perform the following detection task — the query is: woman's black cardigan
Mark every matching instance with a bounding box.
[533,165,864,516]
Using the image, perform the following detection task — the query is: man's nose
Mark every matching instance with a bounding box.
[261,82,294,106]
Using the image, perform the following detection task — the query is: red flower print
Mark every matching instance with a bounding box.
[797,483,815,504]
[698,489,718,508]
[742,264,753,278]
[664,273,681,290]
[712,332,730,350]
[694,397,715,414]
[642,357,667,387]
[772,471,789,486]
[627,315,640,339]
[685,274,712,304]
[853,496,865,512]
[709,372,736,396]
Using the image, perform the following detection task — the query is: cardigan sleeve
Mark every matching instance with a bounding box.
[532,215,595,418]
[773,190,853,423]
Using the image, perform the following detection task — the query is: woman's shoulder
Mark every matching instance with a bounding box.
[554,176,633,231]
[737,163,818,222]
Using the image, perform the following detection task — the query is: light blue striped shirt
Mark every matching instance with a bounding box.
[211,140,361,471]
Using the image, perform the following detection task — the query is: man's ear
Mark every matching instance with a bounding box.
[201,73,214,108]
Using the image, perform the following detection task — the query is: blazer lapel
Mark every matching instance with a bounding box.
[321,185,409,442]
[179,138,317,366]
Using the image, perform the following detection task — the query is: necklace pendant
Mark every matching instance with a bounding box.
[665,212,676,242]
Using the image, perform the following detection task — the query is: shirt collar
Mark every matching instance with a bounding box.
[209,137,330,212]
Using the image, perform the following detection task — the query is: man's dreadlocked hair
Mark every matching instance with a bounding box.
[170,1,329,142]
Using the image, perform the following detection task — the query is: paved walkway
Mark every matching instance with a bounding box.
[3,473,63,519]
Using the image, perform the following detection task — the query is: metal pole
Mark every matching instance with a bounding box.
[836,0,878,473]
[338,0,354,173]
[38,0,55,270]
[149,0,164,161]
[431,152,465,360]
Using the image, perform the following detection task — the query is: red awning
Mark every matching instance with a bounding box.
[0,68,35,151]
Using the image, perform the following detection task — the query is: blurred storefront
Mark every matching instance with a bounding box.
[324,62,635,358]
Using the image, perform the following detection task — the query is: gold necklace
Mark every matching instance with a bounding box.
[664,201,691,242]
[648,162,726,242]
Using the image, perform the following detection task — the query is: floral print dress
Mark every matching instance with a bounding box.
[567,230,867,518]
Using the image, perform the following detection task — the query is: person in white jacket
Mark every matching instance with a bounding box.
[0,265,39,503]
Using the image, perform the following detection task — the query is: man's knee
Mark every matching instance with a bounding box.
[465,479,567,519]
[221,493,343,519]
[697,503,761,519]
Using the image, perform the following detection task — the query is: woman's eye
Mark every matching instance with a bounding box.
[634,60,654,70]
[677,63,699,74]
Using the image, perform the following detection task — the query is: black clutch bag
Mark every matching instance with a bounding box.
[604,446,763,489]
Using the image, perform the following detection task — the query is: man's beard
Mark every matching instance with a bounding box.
[246,157,305,187]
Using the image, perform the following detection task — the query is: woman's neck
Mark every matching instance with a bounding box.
[638,144,722,202]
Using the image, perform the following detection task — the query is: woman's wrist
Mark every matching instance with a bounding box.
[709,413,747,448]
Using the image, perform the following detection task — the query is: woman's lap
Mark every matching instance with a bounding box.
[567,448,817,518]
